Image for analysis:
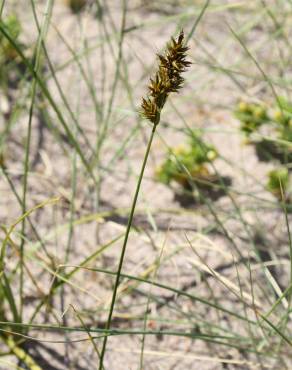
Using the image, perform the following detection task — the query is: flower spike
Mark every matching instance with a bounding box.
[141,30,191,125]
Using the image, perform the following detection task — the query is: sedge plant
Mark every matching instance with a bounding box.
[98,30,191,368]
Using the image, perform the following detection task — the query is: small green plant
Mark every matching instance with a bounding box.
[235,100,268,136]
[235,99,292,203]
[273,112,292,145]
[156,132,217,189]
[267,167,290,202]
[235,98,292,163]
[0,14,22,63]
[0,14,28,91]
[271,99,292,157]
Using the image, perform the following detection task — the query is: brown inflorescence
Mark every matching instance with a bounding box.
[141,30,191,125]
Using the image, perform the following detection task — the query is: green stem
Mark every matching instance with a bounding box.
[4,334,42,370]
[98,124,157,369]
[20,0,53,320]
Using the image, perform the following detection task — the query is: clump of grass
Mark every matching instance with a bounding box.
[235,100,268,136]
[0,13,33,96]
[0,14,22,62]
[99,30,191,368]
[267,167,290,202]
[156,131,217,189]
[235,98,292,164]
[235,98,292,204]
[0,14,24,92]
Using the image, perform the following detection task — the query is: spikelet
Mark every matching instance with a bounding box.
[141,30,191,125]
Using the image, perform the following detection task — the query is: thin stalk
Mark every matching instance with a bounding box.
[99,29,190,366]
[139,232,166,369]
[3,335,42,370]
[0,1,5,17]
[98,124,157,368]
[20,0,53,320]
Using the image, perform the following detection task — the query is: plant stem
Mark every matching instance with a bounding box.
[98,124,157,369]
[4,335,42,370]
[20,0,53,320]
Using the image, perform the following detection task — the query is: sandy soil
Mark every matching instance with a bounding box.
[0,1,291,369]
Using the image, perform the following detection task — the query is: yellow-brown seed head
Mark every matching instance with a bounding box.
[141,30,191,125]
